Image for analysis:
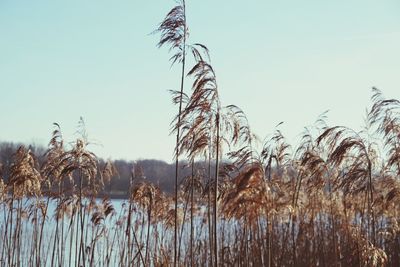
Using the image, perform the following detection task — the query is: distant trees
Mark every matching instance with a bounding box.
[0,141,212,197]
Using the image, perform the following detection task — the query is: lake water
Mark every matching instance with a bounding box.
[0,196,218,267]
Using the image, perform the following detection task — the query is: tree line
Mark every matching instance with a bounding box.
[0,140,215,197]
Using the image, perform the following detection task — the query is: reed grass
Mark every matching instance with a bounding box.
[1,90,399,266]
[0,1,399,266]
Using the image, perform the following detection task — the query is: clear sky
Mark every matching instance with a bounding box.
[1,0,399,163]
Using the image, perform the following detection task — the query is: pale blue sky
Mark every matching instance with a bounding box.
[1,0,399,162]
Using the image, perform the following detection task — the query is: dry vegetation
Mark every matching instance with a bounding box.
[1,1,400,266]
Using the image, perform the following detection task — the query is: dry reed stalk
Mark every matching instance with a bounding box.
[155,1,188,265]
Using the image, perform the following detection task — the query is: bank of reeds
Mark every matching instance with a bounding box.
[1,0,399,265]
[1,91,399,267]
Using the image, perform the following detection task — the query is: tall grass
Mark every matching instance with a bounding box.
[155,2,188,265]
[1,1,400,266]
[1,89,400,266]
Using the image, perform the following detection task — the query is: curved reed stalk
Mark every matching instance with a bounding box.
[6,146,42,266]
[317,125,378,246]
[53,119,98,267]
